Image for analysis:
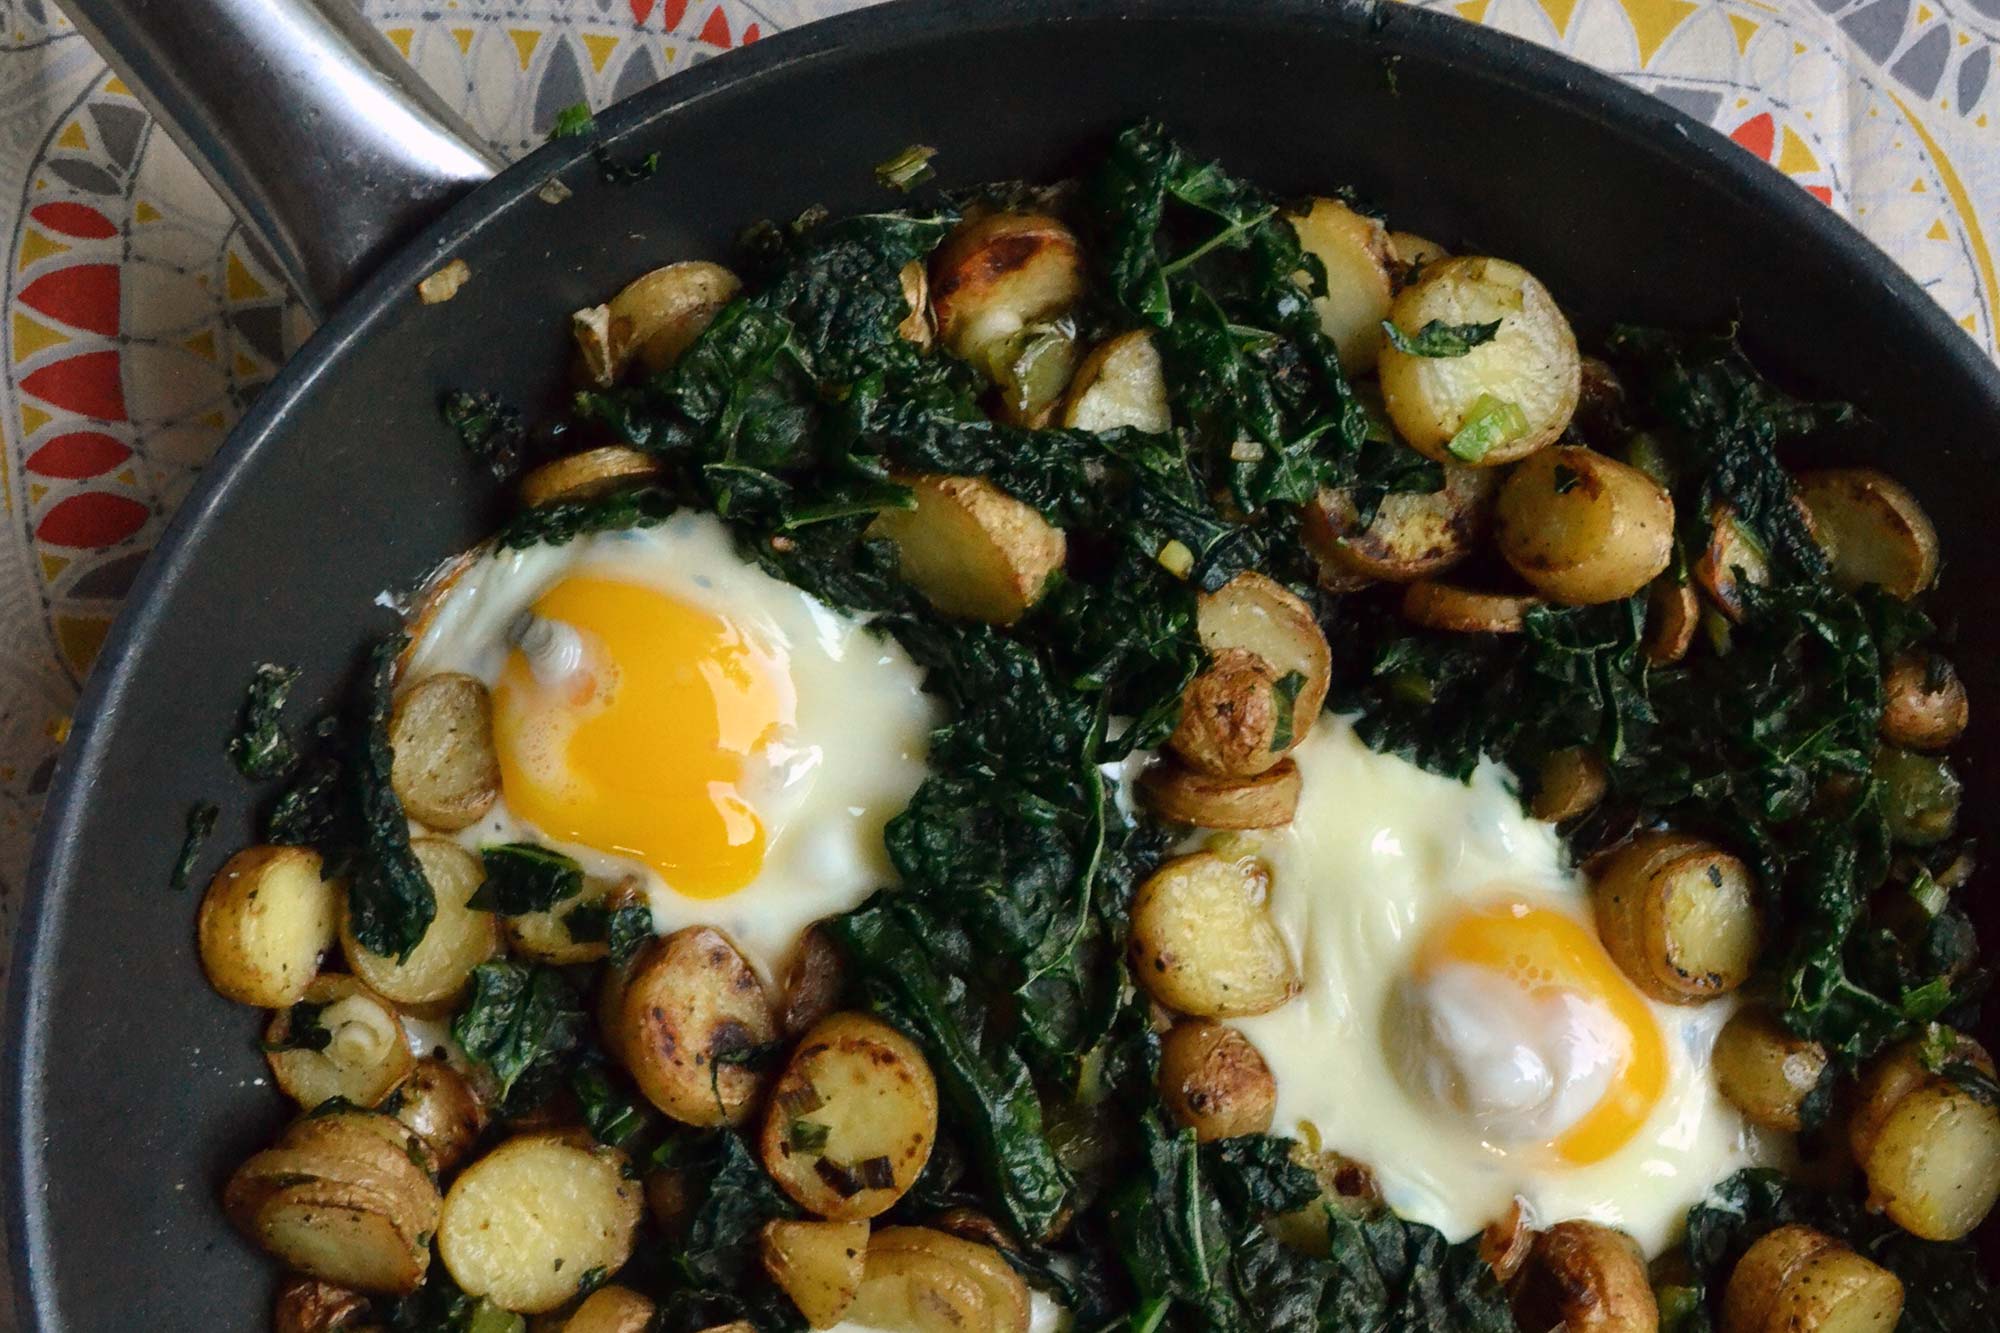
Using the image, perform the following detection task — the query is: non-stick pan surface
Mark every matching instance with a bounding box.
[8,0,1999,1326]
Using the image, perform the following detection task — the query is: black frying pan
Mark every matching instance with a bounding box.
[7,0,1999,1326]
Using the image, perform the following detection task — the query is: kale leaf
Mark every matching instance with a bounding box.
[442,390,530,482]
[451,960,585,1114]
[170,800,218,893]
[1381,318,1501,358]
[343,635,436,961]
[467,842,584,915]
[227,662,300,779]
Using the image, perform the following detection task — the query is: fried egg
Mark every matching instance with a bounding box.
[1228,718,1782,1255]
[404,511,938,974]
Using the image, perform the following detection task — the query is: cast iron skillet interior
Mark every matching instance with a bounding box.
[8,0,2000,1325]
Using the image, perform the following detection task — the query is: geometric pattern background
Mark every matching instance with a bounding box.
[0,0,1994,1318]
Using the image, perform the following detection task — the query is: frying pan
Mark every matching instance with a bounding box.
[6,0,1999,1326]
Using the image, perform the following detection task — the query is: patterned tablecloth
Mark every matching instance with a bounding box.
[0,0,1996,1316]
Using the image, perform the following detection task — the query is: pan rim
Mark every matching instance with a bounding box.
[7,0,1998,1326]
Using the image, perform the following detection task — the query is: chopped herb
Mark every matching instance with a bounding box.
[467,843,583,915]
[874,143,938,192]
[788,1119,831,1153]
[170,800,218,892]
[1445,393,1528,462]
[261,1000,332,1054]
[548,101,596,140]
[1268,670,1307,751]
[1381,317,1501,358]
[227,663,299,779]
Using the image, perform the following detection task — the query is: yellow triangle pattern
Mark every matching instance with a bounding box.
[12,310,68,360]
[234,354,261,377]
[135,200,162,223]
[114,468,134,486]
[1623,0,1699,66]
[584,33,620,72]
[29,482,46,504]
[17,230,68,269]
[1964,313,1981,331]
[184,330,216,360]
[20,403,50,435]
[1916,4,1934,21]
[509,29,541,68]
[226,252,268,302]
[1928,220,1951,241]
[1455,0,1490,20]
[103,77,130,97]
[451,26,475,55]
[39,553,68,581]
[1537,0,1580,35]
[1728,14,1759,54]
[1912,179,1929,193]
[55,122,87,152]
[56,616,110,676]
[1777,127,1819,174]
[200,411,227,429]
[386,27,413,57]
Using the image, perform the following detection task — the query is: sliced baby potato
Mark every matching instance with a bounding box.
[1796,467,1938,600]
[388,672,500,832]
[265,973,414,1111]
[847,1227,1031,1333]
[1494,446,1674,604]
[606,926,776,1126]
[1644,577,1700,665]
[1850,1032,2000,1240]
[1880,651,1968,751]
[1721,1224,1903,1333]
[1130,851,1300,1018]
[1530,746,1608,824]
[273,1275,371,1333]
[392,1058,487,1175]
[553,1286,657,1333]
[897,259,934,350]
[1694,504,1773,623]
[1378,256,1580,466]
[1168,571,1332,775]
[1507,1220,1656,1333]
[516,446,663,510]
[1157,1020,1277,1142]
[1592,833,1761,1004]
[780,925,845,1040]
[438,1132,643,1314]
[341,838,499,1009]
[761,1218,869,1328]
[198,845,340,1009]
[928,212,1085,367]
[1400,581,1540,633]
[254,1186,432,1297]
[1303,465,1498,584]
[1140,759,1302,830]
[760,1012,939,1220]
[1712,1007,1829,1133]
[576,260,741,384]
[867,474,1066,625]
[1061,329,1171,433]
[1288,197,1395,374]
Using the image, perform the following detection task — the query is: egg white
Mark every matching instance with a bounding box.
[404,511,940,978]
[1228,719,1785,1256]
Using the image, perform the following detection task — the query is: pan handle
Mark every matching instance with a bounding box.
[60,0,504,317]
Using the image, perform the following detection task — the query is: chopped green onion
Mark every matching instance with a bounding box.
[1444,393,1528,462]
[874,144,938,192]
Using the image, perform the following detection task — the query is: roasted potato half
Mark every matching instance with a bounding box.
[1494,447,1673,605]
[1507,1220,1656,1333]
[1303,465,1498,585]
[1644,577,1700,665]
[1140,758,1303,830]
[760,1012,939,1219]
[1158,1020,1277,1142]
[1288,197,1395,374]
[1712,1007,1829,1133]
[929,212,1085,366]
[340,838,499,1009]
[574,260,741,385]
[1400,581,1539,633]
[1720,1224,1903,1333]
[845,1227,1031,1333]
[1168,572,1332,776]
[392,1058,487,1175]
[1796,467,1938,600]
[516,446,662,510]
[1591,832,1761,1004]
[438,1132,642,1314]
[388,672,500,832]
[605,926,776,1126]
[1694,504,1774,623]
[868,474,1066,625]
[265,973,413,1111]
[273,1276,370,1333]
[1061,329,1171,433]
[1130,851,1300,1018]
[199,845,340,1008]
[761,1218,869,1328]
[1880,651,1968,751]
[1849,1033,2000,1240]
[1530,746,1608,824]
[547,1285,657,1333]
[780,926,845,1040]
[1378,256,1581,466]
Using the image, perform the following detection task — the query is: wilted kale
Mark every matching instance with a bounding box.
[227,662,299,779]
[1381,319,1500,359]
[169,800,218,893]
[260,1000,331,1055]
[467,842,583,915]
[562,900,655,968]
[343,635,436,961]
[452,960,585,1115]
[441,389,529,482]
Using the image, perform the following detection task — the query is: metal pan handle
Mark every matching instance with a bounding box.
[59,0,503,317]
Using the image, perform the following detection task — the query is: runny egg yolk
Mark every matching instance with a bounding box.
[1403,899,1668,1166]
[491,575,795,898]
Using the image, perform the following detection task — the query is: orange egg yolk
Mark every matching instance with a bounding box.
[491,575,794,898]
[1414,899,1668,1165]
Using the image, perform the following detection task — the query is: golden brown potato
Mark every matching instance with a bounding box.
[929,212,1084,367]
[1140,758,1303,830]
[1797,468,1938,600]
[606,926,776,1127]
[1507,1220,1656,1333]
[1378,256,1581,466]
[265,974,413,1111]
[845,1227,1030,1333]
[1266,1148,1382,1255]
[340,838,499,1009]
[1592,832,1761,1004]
[1880,651,1968,751]
[1061,330,1171,433]
[438,1133,642,1314]
[1721,1224,1903,1333]
[761,1218,869,1328]
[760,1012,939,1220]
[1130,851,1300,1018]
[392,1058,487,1175]
[387,672,500,832]
[1531,747,1608,823]
[867,474,1066,625]
[198,845,340,1008]
[550,1286,657,1333]
[780,926,845,1039]
[516,446,663,510]
[1288,198,1395,374]
[1850,1033,2000,1240]
[273,1276,370,1333]
[574,260,741,385]
[1400,581,1540,633]
[1644,577,1700,665]
[1168,572,1332,776]
[897,260,934,350]
[503,874,639,967]
[1478,1199,1534,1285]
[1302,465,1498,584]
[1713,1007,1829,1133]
[1694,504,1773,623]
[1494,447,1674,604]
[1158,1020,1277,1141]
[1388,231,1450,276]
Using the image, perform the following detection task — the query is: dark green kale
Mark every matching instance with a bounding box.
[344,635,435,961]
[264,755,343,847]
[562,900,656,969]
[227,662,300,779]
[548,101,596,139]
[571,1056,663,1151]
[1381,319,1501,358]
[648,1132,806,1332]
[261,1000,331,1054]
[451,960,585,1115]
[494,485,676,550]
[442,390,529,481]
[467,842,584,915]
[169,800,218,892]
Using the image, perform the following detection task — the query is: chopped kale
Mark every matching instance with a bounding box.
[562,900,655,969]
[451,960,584,1115]
[495,485,676,550]
[261,1000,332,1054]
[467,842,583,915]
[1381,318,1501,358]
[343,636,435,961]
[227,662,299,779]
[441,390,529,481]
[169,800,218,892]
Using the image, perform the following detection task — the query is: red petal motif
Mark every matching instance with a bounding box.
[36,492,148,548]
[25,431,129,479]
